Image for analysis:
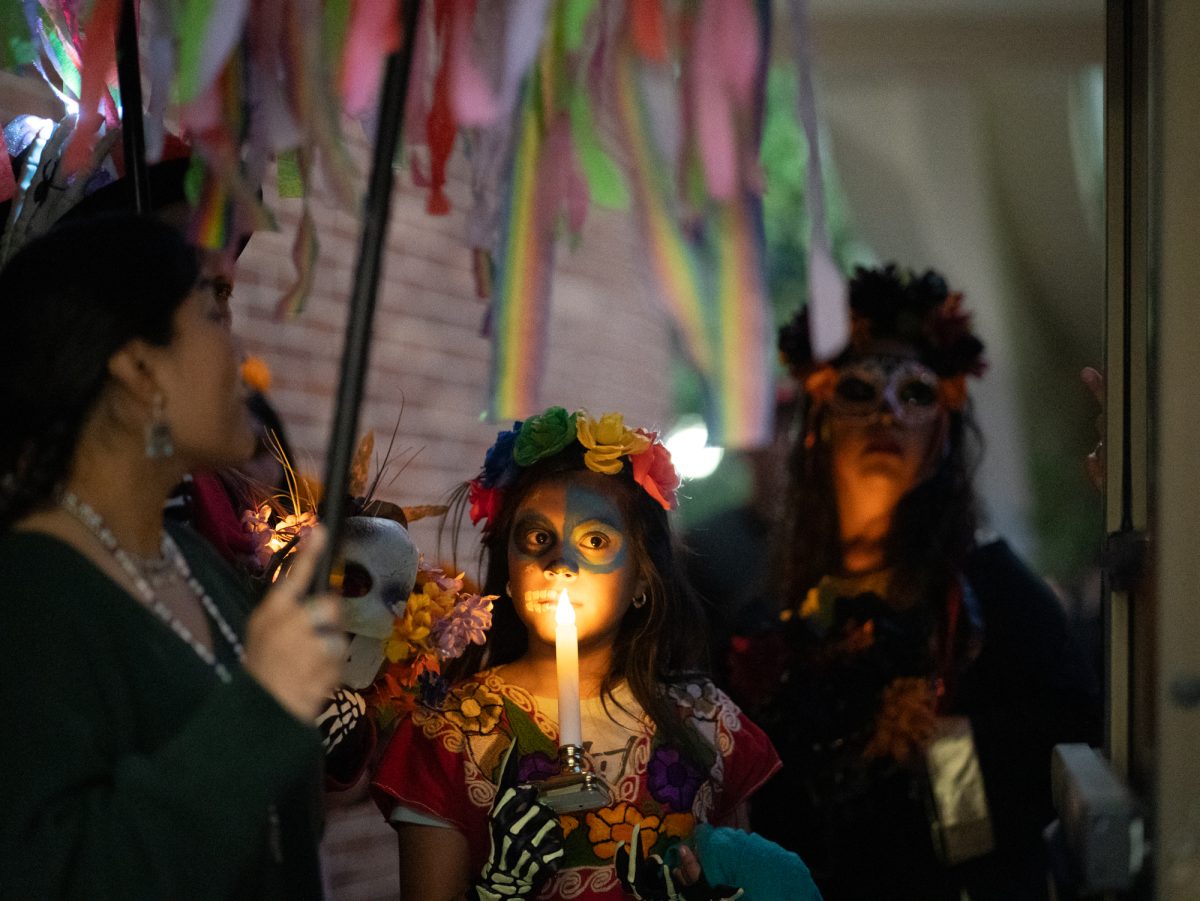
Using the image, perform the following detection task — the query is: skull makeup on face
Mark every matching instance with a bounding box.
[337,516,419,688]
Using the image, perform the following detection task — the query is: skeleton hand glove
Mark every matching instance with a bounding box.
[316,687,367,753]
[615,823,744,901]
[470,784,565,900]
[316,688,373,787]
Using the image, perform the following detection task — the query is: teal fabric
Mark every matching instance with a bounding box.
[691,824,823,901]
[0,525,324,900]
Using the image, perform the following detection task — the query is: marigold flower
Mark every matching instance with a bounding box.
[240,355,272,392]
[577,411,651,475]
[585,803,659,860]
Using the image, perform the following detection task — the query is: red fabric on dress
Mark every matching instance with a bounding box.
[372,670,780,900]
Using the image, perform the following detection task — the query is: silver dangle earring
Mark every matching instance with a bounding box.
[632,593,647,609]
[505,581,512,597]
[145,392,175,459]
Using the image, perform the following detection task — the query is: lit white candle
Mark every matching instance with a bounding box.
[555,588,582,748]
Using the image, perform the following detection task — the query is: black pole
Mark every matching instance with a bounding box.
[115,0,150,214]
[313,0,422,593]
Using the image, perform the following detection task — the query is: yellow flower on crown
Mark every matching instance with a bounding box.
[576,412,651,475]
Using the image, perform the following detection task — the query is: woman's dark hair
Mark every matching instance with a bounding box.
[448,444,711,764]
[777,397,983,614]
[0,213,199,530]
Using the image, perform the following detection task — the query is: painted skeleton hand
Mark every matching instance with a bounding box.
[470,783,565,900]
[315,688,367,754]
[615,823,744,901]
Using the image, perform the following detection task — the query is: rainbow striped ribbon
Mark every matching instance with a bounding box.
[486,77,555,421]
[615,51,772,449]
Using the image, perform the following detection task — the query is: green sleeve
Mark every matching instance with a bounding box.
[0,548,321,900]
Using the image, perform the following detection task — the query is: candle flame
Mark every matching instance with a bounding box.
[555,589,575,626]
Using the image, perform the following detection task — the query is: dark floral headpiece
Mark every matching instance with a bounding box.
[467,406,681,533]
[778,264,987,380]
[778,264,987,417]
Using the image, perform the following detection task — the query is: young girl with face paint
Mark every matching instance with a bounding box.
[371,408,783,901]
[745,265,1102,901]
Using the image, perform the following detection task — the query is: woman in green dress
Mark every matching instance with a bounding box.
[0,214,345,899]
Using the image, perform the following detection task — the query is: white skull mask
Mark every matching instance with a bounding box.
[338,516,418,640]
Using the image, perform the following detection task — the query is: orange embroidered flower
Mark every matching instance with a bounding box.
[561,815,580,840]
[443,683,504,734]
[659,812,694,840]
[586,803,660,860]
[863,676,937,763]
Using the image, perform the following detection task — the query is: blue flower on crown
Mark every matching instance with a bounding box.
[480,421,522,488]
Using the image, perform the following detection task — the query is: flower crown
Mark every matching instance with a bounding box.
[467,407,682,531]
[778,264,987,414]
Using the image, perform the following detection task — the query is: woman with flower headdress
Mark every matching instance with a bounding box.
[371,407,794,901]
[744,265,1101,900]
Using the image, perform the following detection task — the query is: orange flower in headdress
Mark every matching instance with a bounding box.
[803,365,838,407]
[241,356,272,392]
[938,375,968,412]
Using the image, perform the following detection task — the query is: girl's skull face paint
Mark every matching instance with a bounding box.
[507,471,641,650]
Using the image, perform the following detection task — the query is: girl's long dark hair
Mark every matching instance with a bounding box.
[0,214,199,531]
[777,401,983,613]
[447,445,711,764]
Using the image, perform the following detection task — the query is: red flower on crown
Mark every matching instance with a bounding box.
[630,430,680,511]
[468,479,502,527]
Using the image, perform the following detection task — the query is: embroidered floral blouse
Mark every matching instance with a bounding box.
[372,668,780,900]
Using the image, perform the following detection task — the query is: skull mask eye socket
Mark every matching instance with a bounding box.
[340,562,374,599]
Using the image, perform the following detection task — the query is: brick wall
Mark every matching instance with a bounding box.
[232,134,674,899]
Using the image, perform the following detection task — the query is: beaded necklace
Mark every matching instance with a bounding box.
[58,489,283,863]
[59,490,244,681]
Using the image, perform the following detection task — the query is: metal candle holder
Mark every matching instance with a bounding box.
[535,745,613,815]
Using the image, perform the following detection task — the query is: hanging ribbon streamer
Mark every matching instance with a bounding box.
[614,53,711,373]
[340,0,401,118]
[788,0,848,361]
[24,2,83,108]
[276,202,319,316]
[485,0,615,420]
[689,0,760,202]
[175,0,251,104]
[615,23,772,449]
[707,192,772,447]
[61,0,119,175]
[486,78,556,421]
[422,0,456,215]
